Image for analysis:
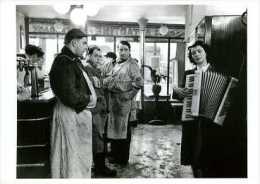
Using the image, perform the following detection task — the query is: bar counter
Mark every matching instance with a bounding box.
[17,89,56,178]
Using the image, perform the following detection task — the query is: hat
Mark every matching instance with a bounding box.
[64,28,88,44]
[104,52,117,60]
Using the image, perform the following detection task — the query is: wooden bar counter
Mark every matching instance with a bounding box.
[17,89,55,178]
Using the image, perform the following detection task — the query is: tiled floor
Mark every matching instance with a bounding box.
[105,124,194,178]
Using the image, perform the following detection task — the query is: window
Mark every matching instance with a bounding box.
[169,41,178,98]
[143,38,177,101]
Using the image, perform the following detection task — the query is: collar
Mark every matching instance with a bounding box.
[117,56,135,64]
[196,63,210,72]
[86,59,99,70]
[85,60,95,69]
[85,62,101,76]
[60,46,81,64]
[117,57,129,64]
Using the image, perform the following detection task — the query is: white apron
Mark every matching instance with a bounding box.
[50,68,96,178]
[106,61,135,139]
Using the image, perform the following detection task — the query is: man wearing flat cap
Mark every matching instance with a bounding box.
[49,28,97,178]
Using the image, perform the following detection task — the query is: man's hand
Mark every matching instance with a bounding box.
[87,95,97,108]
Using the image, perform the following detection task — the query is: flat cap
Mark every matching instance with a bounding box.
[64,28,88,44]
[104,52,117,60]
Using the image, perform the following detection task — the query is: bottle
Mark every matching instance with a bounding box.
[30,63,39,98]
[23,68,30,87]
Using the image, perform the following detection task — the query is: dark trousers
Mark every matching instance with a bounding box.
[110,123,132,164]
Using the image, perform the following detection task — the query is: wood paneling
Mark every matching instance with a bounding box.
[17,92,55,178]
[194,15,247,177]
[196,16,246,78]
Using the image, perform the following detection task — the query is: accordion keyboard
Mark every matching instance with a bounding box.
[181,74,195,121]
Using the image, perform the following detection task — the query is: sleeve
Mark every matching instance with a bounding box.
[172,86,184,100]
[100,62,111,77]
[104,61,143,94]
[50,59,90,113]
[119,61,143,101]
[129,61,144,90]
[172,71,187,100]
[102,71,128,92]
[101,62,115,90]
[102,75,116,90]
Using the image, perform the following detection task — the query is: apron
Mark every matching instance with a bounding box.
[50,68,96,178]
[106,61,133,139]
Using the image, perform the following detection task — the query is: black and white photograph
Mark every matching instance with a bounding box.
[0,0,260,184]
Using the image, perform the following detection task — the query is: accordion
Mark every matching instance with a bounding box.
[182,71,238,125]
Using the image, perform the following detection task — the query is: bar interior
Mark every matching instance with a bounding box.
[16,3,247,178]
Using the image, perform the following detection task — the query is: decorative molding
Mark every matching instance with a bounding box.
[87,20,184,38]
[29,18,72,34]
[28,18,185,39]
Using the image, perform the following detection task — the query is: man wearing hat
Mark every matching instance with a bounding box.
[49,28,97,178]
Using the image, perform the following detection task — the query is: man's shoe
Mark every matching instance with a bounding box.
[108,156,117,164]
[95,166,117,178]
[102,166,117,177]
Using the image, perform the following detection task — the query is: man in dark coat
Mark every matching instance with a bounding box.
[49,28,96,178]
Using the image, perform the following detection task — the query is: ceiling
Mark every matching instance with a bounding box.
[16,5,187,25]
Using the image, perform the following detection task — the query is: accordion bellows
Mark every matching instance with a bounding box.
[182,71,238,125]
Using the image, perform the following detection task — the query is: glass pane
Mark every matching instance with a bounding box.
[57,34,65,53]
[169,42,177,99]
[45,39,57,73]
[170,42,177,59]
[144,39,168,101]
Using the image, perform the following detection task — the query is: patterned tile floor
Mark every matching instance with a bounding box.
[105,124,194,178]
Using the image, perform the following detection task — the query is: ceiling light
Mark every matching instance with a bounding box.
[70,7,87,26]
[53,4,71,15]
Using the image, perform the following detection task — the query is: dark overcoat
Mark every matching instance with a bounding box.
[49,46,91,113]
